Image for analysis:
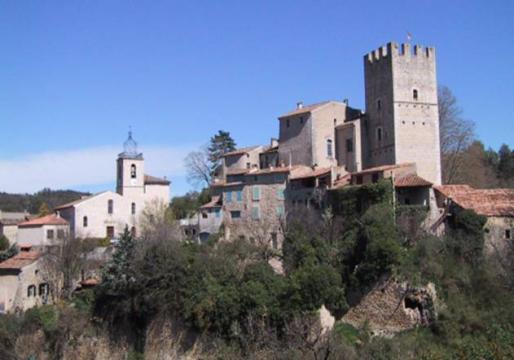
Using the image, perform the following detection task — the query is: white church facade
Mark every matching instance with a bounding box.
[55,132,170,239]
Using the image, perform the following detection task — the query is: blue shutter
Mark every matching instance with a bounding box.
[253,186,260,200]
[237,190,242,201]
[226,191,232,203]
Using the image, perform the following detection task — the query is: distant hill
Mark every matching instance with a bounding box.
[0,188,90,213]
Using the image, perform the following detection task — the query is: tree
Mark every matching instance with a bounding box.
[37,202,51,217]
[41,235,94,300]
[497,144,514,185]
[184,147,211,188]
[438,86,476,184]
[208,130,236,176]
[169,189,211,220]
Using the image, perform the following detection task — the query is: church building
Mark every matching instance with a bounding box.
[55,132,170,239]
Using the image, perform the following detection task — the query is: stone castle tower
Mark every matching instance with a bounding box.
[363,42,442,185]
[116,131,145,197]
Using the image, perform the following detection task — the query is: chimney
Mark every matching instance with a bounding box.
[296,101,304,109]
[343,98,349,105]
[270,138,279,148]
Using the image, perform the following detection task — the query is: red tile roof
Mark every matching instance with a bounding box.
[226,168,250,176]
[290,166,331,180]
[0,251,40,270]
[394,174,432,188]
[278,101,331,118]
[222,146,261,157]
[18,214,68,227]
[246,167,292,176]
[435,185,514,217]
[144,174,170,185]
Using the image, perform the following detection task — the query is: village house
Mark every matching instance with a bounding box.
[0,246,47,314]
[0,211,31,245]
[55,132,170,240]
[16,214,69,248]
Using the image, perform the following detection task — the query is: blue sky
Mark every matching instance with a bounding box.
[1,0,513,196]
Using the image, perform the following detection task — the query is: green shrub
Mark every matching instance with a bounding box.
[0,235,9,251]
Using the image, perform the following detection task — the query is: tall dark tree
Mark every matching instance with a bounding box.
[207,130,236,176]
[497,144,514,183]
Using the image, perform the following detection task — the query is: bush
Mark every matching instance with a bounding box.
[0,235,9,251]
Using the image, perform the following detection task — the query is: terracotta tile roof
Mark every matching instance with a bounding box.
[0,251,40,270]
[200,195,222,209]
[18,214,68,227]
[352,163,416,176]
[394,174,432,188]
[144,174,170,185]
[222,146,261,157]
[290,166,331,180]
[332,173,352,189]
[278,101,331,118]
[435,185,514,217]
[261,145,279,154]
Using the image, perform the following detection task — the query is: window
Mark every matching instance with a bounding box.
[356,175,363,185]
[372,173,379,183]
[413,89,419,101]
[286,119,290,128]
[57,229,65,239]
[246,162,251,169]
[202,212,208,219]
[271,233,278,250]
[506,229,511,240]
[39,283,49,297]
[230,211,241,219]
[215,208,221,218]
[27,285,36,297]
[326,139,333,158]
[346,138,353,153]
[108,199,113,214]
[46,230,54,240]
[106,226,115,239]
[131,202,136,215]
[376,127,383,142]
[130,164,137,178]
[300,117,304,124]
[251,206,260,220]
[236,190,242,202]
[276,205,284,216]
[252,186,260,201]
[83,216,88,227]
[377,99,382,110]
[226,191,232,203]
[277,188,285,200]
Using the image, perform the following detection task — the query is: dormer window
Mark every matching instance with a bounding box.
[413,89,419,101]
[130,164,137,179]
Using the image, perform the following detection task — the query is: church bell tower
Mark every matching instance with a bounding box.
[116,131,145,197]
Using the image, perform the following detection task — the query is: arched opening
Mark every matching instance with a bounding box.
[131,202,136,215]
[130,164,137,179]
[413,89,419,101]
[376,127,383,142]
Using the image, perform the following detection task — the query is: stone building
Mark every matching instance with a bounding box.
[434,185,514,254]
[0,246,48,313]
[202,41,443,246]
[55,132,170,239]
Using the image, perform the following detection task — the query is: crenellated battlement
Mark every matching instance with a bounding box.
[365,42,435,64]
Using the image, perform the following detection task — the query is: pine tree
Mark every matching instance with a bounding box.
[100,226,136,293]
[207,130,236,176]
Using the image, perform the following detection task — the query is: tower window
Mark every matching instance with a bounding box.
[130,164,137,179]
[108,199,114,214]
[131,202,136,215]
[376,127,383,142]
[377,99,382,110]
[326,139,333,158]
[286,119,290,128]
[83,216,88,227]
[413,89,419,101]
[346,138,353,152]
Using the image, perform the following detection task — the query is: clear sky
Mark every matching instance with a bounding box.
[1,0,513,197]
